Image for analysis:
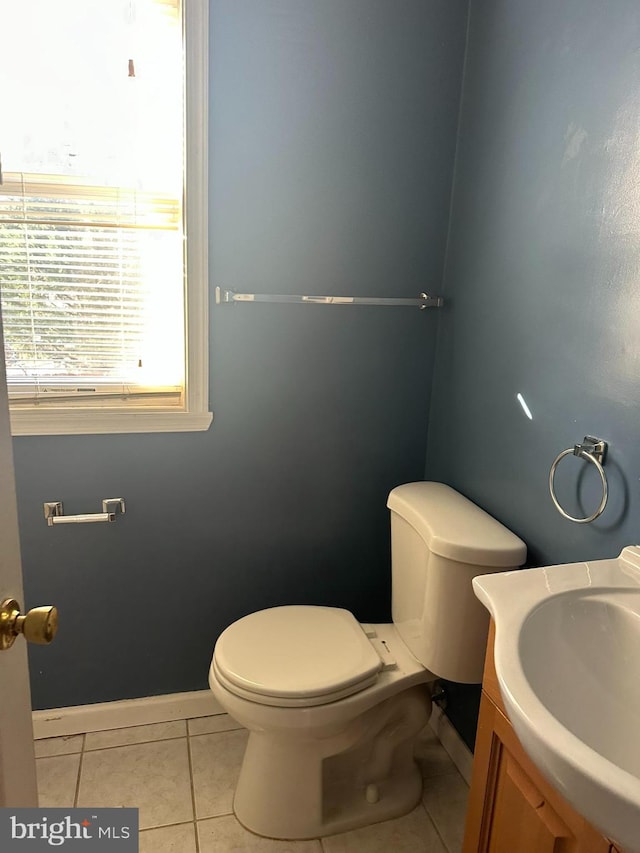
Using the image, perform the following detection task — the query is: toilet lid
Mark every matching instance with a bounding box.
[214,605,382,701]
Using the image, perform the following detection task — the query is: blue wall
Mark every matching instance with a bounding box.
[427,0,640,568]
[15,0,469,710]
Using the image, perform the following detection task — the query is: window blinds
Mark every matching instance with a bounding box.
[0,0,186,410]
[0,172,184,407]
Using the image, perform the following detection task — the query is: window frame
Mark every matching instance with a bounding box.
[7,0,212,437]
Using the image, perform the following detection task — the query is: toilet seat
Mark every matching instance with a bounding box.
[213,605,383,707]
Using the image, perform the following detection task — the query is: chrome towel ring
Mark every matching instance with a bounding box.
[548,436,608,524]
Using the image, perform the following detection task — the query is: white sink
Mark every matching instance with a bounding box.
[473,546,640,852]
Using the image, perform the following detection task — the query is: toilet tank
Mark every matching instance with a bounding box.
[387,482,526,683]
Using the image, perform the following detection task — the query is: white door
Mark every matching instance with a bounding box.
[0,311,38,806]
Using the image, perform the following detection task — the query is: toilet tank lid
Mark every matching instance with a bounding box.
[387,482,526,567]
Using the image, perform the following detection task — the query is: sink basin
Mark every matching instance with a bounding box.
[474,546,640,852]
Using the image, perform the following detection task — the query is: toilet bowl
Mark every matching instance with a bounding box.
[209,482,526,839]
[209,613,434,838]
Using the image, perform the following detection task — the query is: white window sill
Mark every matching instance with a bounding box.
[9,409,214,436]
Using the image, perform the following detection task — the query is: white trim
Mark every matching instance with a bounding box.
[32,689,223,740]
[183,0,210,424]
[10,409,213,436]
[32,687,474,788]
[429,704,474,785]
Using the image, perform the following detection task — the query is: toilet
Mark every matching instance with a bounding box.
[208,481,526,839]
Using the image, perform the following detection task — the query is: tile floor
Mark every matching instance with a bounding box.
[35,713,469,852]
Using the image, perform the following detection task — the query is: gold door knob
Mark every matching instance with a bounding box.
[0,598,58,651]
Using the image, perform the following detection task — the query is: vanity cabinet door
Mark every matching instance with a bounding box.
[463,693,598,853]
[489,745,572,852]
[463,622,612,853]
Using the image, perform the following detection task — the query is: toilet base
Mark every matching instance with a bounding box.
[233,685,431,839]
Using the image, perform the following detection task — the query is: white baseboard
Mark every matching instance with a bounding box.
[33,688,475,788]
[429,704,474,785]
[32,690,223,740]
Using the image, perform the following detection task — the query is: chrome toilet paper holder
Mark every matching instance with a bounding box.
[44,498,126,526]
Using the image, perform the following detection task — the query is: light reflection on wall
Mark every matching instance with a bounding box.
[598,96,640,395]
[516,392,534,420]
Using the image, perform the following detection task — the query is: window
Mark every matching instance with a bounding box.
[0,0,211,435]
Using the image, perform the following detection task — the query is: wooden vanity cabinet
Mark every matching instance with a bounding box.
[462,622,618,853]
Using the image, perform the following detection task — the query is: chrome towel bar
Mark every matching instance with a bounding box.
[215,287,443,309]
[44,498,126,526]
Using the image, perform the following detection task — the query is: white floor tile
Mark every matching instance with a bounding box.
[77,738,193,830]
[35,734,84,758]
[139,821,197,853]
[36,754,81,807]
[422,772,469,853]
[321,806,447,853]
[34,713,469,853]
[190,729,248,819]
[198,814,322,852]
[187,714,244,736]
[84,720,186,751]
[414,727,457,779]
